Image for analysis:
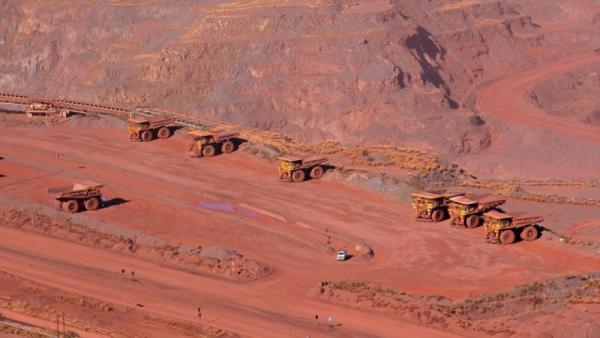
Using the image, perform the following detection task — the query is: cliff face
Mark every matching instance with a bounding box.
[1,0,598,152]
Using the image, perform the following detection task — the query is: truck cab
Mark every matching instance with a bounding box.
[278,156,303,179]
[127,117,149,135]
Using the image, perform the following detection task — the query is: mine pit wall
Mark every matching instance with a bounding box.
[0,0,598,153]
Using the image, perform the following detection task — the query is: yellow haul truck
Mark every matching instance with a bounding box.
[411,190,465,222]
[48,181,104,213]
[447,195,506,228]
[484,211,544,244]
[128,116,175,142]
[278,156,328,182]
[187,130,240,157]
[26,102,65,117]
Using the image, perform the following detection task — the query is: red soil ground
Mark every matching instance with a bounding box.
[1,119,599,337]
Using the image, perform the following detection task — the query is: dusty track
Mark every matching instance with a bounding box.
[476,52,600,144]
[1,120,599,337]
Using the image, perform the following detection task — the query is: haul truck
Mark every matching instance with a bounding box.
[187,130,240,157]
[278,156,328,182]
[484,211,544,244]
[448,195,506,228]
[128,116,175,142]
[48,181,104,213]
[411,190,465,222]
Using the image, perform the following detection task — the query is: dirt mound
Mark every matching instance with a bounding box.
[0,204,272,282]
[317,273,600,336]
[199,245,242,260]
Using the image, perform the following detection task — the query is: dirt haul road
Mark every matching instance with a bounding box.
[477,51,600,144]
[1,121,600,337]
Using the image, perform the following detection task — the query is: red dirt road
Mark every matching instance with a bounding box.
[477,51,600,144]
[1,121,599,336]
[0,309,107,338]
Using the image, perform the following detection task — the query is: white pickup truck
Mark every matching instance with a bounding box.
[336,249,348,261]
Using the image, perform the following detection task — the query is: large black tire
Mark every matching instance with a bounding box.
[431,209,445,222]
[521,226,538,241]
[157,127,171,139]
[500,229,516,245]
[292,170,305,182]
[465,215,480,228]
[84,197,101,211]
[310,166,324,179]
[141,130,153,142]
[221,141,235,153]
[64,200,80,213]
[202,144,216,157]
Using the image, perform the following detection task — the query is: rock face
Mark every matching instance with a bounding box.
[0,0,598,152]
[528,63,600,126]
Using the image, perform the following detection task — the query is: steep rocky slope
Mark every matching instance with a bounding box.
[0,0,599,153]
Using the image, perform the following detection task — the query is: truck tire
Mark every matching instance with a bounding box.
[202,144,216,157]
[54,200,63,210]
[310,166,324,179]
[64,200,80,213]
[292,170,305,182]
[157,127,171,139]
[141,130,153,142]
[221,140,235,153]
[499,229,515,245]
[465,215,480,228]
[84,197,101,211]
[431,209,445,222]
[521,226,538,241]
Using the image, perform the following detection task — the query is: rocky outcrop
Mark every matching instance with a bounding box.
[0,0,598,153]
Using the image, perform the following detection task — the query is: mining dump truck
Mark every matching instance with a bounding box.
[279,156,328,182]
[48,181,104,213]
[26,102,65,118]
[187,130,240,157]
[128,115,175,142]
[411,190,465,222]
[484,210,544,244]
[448,195,506,228]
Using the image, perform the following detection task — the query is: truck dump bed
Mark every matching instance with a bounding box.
[214,130,239,140]
[510,212,544,227]
[128,115,174,128]
[48,182,103,199]
[485,211,543,227]
[450,195,505,210]
[300,156,328,168]
[412,190,465,200]
[188,129,240,141]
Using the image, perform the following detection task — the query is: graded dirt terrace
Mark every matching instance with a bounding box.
[1,118,599,337]
[476,51,600,144]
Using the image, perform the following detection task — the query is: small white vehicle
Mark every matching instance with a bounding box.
[336,249,348,261]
